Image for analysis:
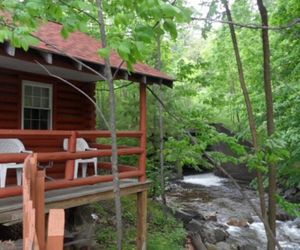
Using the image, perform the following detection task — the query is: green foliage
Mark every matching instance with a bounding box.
[277,195,300,218]
[92,198,186,250]
[0,0,191,70]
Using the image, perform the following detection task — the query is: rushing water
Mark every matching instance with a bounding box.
[167,173,300,250]
[182,173,227,187]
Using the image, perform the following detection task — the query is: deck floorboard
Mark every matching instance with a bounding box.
[0,179,149,225]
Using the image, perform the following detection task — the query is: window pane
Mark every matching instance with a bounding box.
[32,120,39,129]
[41,98,49,108]
[33,87,41,97]
[41,88,49,98]
[25,86,32,96]
[24,119,31,129]
[40,120,48,130]
[24,97,32,107]
[40,110,49,120]
[33,97,41,107]
[32,109,39,119]
[24,109,31,119]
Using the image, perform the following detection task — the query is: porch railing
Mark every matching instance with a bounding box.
[0,129,147,198]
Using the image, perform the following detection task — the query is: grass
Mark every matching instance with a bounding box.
[92,196,186,250]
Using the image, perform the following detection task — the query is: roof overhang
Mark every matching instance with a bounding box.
[0,42,174,87]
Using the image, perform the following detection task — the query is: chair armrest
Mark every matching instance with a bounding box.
[86,148,97,151]
[21,150,33,153]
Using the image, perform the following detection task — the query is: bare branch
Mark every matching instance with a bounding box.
[112,60,125,81]
[192,16,300,30]
[97,81,134,92]
[58,0,101,26]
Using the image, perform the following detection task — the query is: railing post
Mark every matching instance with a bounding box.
[36,169,46,249]
[139,83,147,182]
[65,131,77,180]
[136,190,147,250]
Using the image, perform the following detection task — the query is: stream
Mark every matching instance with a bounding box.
[166,173,300,250]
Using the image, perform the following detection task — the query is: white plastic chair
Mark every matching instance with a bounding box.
[0,139,33,188]
[63,138,98,179]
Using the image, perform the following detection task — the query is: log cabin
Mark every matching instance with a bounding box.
[0,20,174,248]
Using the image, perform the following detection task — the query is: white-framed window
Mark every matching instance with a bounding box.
[22,81,53,130]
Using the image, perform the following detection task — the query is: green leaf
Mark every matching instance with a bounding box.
[0,28,10,43]
[98,47,111,59]
[163,20,177,39]
[60,27,69,39]
[117,41,131,61]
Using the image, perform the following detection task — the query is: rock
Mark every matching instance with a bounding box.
[186,219,206,234]
[291,218,300,228]
[284,188,297,198]
[227,218,249,228]
[189,232,207,250]
[209,123,256,182]
[289,191,300,203]
[187,220,229,244]
[205,213,218,222]
[207,242,234,250]
[215,241,232,250]
[174,209,200,224]
[276,212,293,221]
[206,243,218,250]
[238,244,258,250]
[0,241,16,250]
[214,228,228,242]
[193,213,206,221]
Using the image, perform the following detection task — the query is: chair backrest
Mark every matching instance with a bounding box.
[0,139,26,153]
[63,138,90,152]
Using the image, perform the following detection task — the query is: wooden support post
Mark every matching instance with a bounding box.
[65,131,77,180]
[139,83,147,182]
[136,190,147,250]
[46,209,65,250]
[29,155,38,209]
[35,170,46,250]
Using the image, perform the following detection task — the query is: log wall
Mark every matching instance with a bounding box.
[0,68,96,183]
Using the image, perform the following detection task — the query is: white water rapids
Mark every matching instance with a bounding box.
[169,173,300,249]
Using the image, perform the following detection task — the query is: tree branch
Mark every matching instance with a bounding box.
[192,16,300,30]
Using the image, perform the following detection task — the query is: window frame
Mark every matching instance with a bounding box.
[22,80,53,130]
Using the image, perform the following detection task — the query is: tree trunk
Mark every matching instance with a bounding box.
[257,1,277,249]
[155,34,167,205]
[221,0,267,221]
[96,1,123,249]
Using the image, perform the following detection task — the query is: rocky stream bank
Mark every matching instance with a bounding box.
[166,173,300,250]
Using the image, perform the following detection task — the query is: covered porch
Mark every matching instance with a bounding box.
[0,125,147,199]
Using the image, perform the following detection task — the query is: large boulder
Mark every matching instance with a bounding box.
[209,123,256,182]
[186,219,229,244]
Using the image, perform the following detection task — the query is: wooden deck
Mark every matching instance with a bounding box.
[0,179,150,225]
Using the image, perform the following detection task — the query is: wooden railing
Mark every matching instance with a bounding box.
[23,154,64,250]
[0,129,147,198]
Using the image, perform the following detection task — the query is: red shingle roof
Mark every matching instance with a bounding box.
[33,22,173,82]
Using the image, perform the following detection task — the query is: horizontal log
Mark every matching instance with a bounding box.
[0,129,143,138]
[57,108,83,115]
[100,162,138,172]
[0,147,144,163]
[78,131,142,138]
[0,130,72,138]
[0,170,143,198]
[0,95,18,104]
[90,144,134,149]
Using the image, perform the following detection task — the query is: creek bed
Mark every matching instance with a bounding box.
[166,173,300,250]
